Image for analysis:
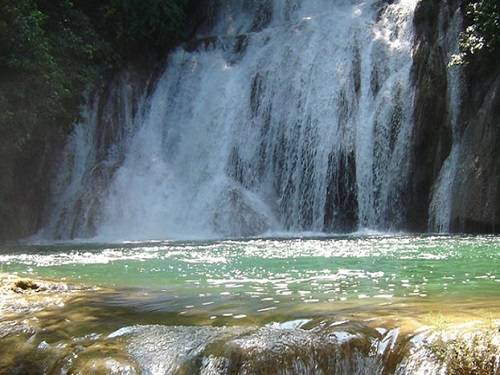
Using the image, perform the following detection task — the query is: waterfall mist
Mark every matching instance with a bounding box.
[42,0,438,241]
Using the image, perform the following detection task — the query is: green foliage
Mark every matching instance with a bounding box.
[114,0,189,51]
[72,0,190,58]
[0,0,108,152]
[464,0,500,52]
[0,0,190,149]
[0,0,50,73]
[452,0,500,64]
[0,0,190,151]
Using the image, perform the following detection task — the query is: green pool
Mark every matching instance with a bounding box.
[1,234,499,374]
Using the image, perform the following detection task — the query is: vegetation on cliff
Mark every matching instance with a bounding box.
[0,0,191,239]
[452,0,500,64]
[0,0,190,146]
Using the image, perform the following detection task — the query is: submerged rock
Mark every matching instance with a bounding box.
[115,323,492,375]
[72,356,138,375]
[11,279,41,293]
[116,325,250,374]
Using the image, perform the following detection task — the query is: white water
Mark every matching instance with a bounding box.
[44,0,421,241]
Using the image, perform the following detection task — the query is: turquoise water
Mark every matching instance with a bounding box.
[1,234,499,374]
[1,234,499,320]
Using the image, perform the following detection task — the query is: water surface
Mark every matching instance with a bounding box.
[1,234,499,374]
[2,234,499,322]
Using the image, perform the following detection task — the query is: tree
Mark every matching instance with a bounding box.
[451,0,500,65]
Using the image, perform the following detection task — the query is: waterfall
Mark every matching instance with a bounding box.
[428,5,464,232]
[44,0,421,240]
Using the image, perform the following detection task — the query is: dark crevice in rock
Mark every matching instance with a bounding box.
[324,150,358,232]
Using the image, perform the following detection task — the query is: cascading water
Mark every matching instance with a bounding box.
[44,0,422,240]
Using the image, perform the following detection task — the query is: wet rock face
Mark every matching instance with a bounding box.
[0,127,64,241]
[119,324,407,374]
[111,323,500,375]
[212,187,272,238]
[405,0,453,231]
[0,57,161,241]
[323,150,358,233]
[450,66,500,233]
[43,59,161,240]
[414,0,500,234]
